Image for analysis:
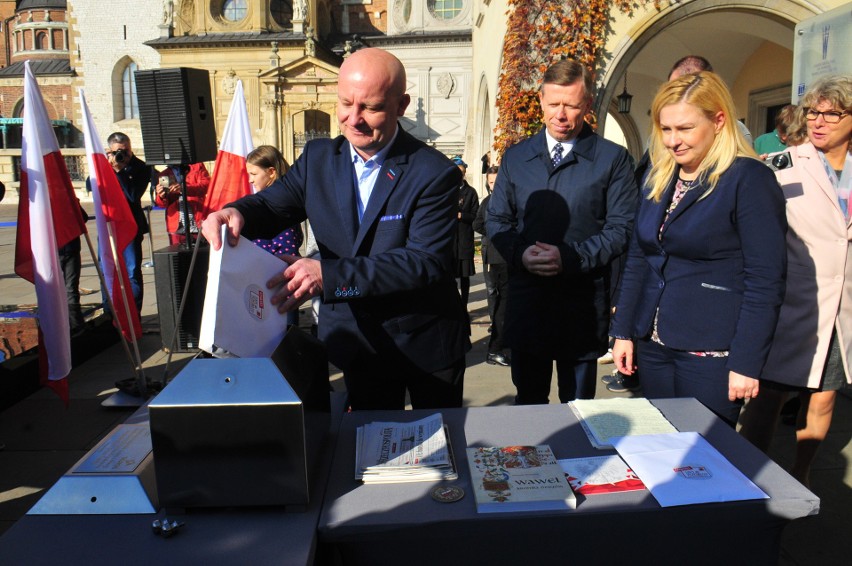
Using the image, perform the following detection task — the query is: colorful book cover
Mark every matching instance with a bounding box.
[467,445,576,513]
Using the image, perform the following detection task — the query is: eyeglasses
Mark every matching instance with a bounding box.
[804,108,848,123]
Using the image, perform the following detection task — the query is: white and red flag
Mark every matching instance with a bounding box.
[78,89,142,344]
[200,79,253,220]
[14,61,86,402]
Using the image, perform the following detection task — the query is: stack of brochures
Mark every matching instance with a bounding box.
[355,413,458,483]
[568,398,678,449]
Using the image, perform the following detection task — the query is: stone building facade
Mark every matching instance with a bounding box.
[66,0,163,154]
[0,1,473,192]
[0,1,73,123]
[64,0,471,168]
[0,0,17,70]
[6,1,843,199]
[0,0,75,192]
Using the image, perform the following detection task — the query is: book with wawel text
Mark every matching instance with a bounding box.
[467,445,576,513]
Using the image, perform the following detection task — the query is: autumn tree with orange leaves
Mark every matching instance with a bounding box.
[494,0,656,156]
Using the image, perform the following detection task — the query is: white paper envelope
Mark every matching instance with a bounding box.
[199,225,290,358]
[611,431,768,507]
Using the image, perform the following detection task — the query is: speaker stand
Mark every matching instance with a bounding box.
[178,164,194,253]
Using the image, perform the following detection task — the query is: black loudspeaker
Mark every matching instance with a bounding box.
[153,245,209,352]
[135,68,218,165]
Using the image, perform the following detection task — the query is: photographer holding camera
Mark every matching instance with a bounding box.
[105,132,152,314]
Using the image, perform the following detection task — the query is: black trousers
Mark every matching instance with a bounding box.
[59,239,84,330]
[343,351,466,411]
[511,349,597,404]
[483,262,509,355]
[637,338,742,426]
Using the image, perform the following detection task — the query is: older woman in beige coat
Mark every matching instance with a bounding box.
[740,74,852,487]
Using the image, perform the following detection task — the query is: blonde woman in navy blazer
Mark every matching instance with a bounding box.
[611,72,787,425]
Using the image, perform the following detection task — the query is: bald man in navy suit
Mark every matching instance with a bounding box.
[202,48,470,410]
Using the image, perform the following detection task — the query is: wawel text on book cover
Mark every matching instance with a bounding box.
[467,445,576,512]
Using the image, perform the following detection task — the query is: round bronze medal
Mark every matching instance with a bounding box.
[431,485,464,503]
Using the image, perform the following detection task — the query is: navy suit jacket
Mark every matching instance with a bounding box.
[230,128,470,375]
[486,124,638,358]
[610,157,787,378]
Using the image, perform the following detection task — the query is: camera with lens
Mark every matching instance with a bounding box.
[112,149,127,164]
[763,152,791,171]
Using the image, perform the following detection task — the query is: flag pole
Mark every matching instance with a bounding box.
[81,230,139,378]
[106,221,147,398]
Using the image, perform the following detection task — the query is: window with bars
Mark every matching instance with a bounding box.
[428,0,463,20]
[12,155,85,182]
[271,0,293,26]
[123,62,139,120]
[223,0,248,21]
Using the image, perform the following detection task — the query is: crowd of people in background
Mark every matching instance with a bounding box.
[26,47,847,488]
[463,58,850,487]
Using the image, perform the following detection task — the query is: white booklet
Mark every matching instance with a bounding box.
[199,225,290,358]
[568,398,678,449]
[611,431,768,507]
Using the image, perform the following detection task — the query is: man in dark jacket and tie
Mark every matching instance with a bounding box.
[486,59,638,404]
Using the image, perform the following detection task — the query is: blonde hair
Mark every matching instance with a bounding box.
[646,72,756,202]
[247,145,290,180]
[785,74,852,147]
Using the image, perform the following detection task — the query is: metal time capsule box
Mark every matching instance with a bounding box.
[149,355,329,509]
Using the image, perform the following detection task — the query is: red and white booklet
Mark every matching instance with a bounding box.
[558,455,646,495]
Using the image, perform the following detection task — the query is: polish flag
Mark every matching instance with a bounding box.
[200,79,254,221]
[78,89,142,344]
[14,61,86,402]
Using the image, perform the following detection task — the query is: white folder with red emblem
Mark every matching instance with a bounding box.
[199,225,290,358]
[610,431,768,507]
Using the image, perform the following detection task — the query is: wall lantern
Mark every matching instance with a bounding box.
[617,73,633,114]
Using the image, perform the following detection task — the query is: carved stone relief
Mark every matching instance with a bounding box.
[222,70,238,95]
[437,72,456,99]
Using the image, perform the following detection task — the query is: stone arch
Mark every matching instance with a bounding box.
[595,0,817,136]
[111,56,140,123]
[35,30,48,50]
[13,95,57,119]
[605,100,643,163]
[474,71,493,196]
[291,107,332,160]
[259,55,340,163]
